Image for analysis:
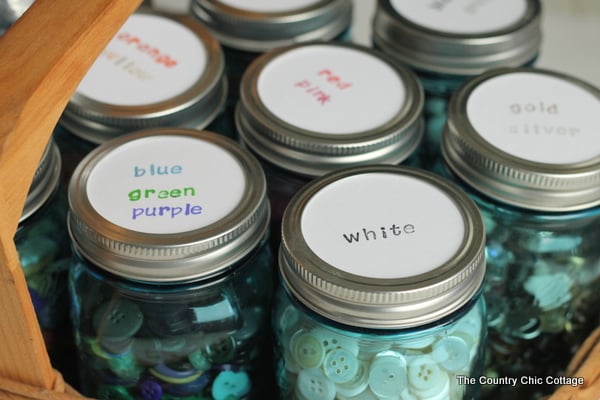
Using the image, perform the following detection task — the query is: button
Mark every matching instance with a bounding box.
[188,350,211,371]
[93,299,143,343]
[149,363,204,385]
[291,330,325,369]
[211,370,251,400]
[368,351,407,399]
[278,304,301,334]
[107,351,142,381]
[431,336,470,371]
[335,358,369,397]
[524,273,573,311]
[407,355,448,398]
[139,379,163,400]
[296,368,336,400]
[399,334,435,350]
[322,348,359,384]
[205,335,237,364]
[311,328,359,356]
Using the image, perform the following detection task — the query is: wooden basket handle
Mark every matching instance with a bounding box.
[0,0,140,392]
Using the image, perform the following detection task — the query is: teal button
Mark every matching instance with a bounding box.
[107,351,142,381]
[407,355,448,398]
[188,350,211,371]
[296,368,336,400]
[368,351,407,399]
[431,336,470,372]
[335,358,369,398]
[322,348,359,384]
[93,299,143,342]
[211,370,251,400]
[96,384,134,400]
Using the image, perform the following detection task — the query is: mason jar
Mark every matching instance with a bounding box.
[0,0,33,35]
[190,0,353,140]
[439,68,600,399]
[15,139,75,377]
[236,42,424,250]
[68,128,275,399]
[273,165,487,400]
[55,8,229,182]
[372,0,542,168]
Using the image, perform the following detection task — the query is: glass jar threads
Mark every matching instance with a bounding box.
[15,139,73,371]
[236,42,424,248]
[440,68,600,399]
[68,128,274,399]
[55,9,229,180]
[273,165,486,400]
[372,0,542,167]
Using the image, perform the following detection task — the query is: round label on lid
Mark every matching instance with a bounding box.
[86,135,245,234]
[76,14,207,106]
[389,0,528,34]
[257,45,406,134]
[300,173,465,279]
[217,0,321,13]
[466,72,600,164]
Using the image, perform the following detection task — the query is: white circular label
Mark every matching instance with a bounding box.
[466,72,600,164]
[76,14,207,106]
[86,136,245,234]
[390,0,527,34]
[218,0,321,13]
[257,45,406,134]
[300,173,465,279]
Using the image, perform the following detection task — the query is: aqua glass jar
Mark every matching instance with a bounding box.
[372,0,542,168]
[439,68,600,399]
[68,128,275,399]
[273,165,486,400]
[54,8,229,182]
[236,42,424,250]
[190,0,353,140]
[15,139,75,376]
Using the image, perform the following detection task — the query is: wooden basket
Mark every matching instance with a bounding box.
[0,1,597,399]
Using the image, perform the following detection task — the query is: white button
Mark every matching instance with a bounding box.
[291,330,325,369]
[312,328,359,356]
[322,348,359,384]
[295,368,336,400]
[431,336,470,371]
[335,358,370,397]
[337,387,380,400]
[368,351,407,399]
[407,355,448,398]
[398,334,436,350]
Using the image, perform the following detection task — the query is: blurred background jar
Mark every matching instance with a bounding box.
[372,0,542,168]
[68,128,275,399]
[236,42,424,251]
[14,138,75,382]
[0,0,33,35]
[273,165,486,400]
[438,67,600,399]
[190,0,353,137]
[54,8,229,184]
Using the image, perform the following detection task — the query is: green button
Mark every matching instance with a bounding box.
[96,384,134,400]
[93,299,143,342]
[291,330,325,369]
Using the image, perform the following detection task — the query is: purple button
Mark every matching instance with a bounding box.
[139,378,163,400]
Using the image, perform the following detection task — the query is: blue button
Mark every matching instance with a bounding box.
[334,358,369,398]
[139,378,163,400]
[296,368,335,400]
[149,363,203,385]
[211,370,251,400]
[368,351,407,399]
[93,299,143,344]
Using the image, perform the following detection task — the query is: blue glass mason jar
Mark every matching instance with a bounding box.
[438,68,600,399]
[273,165,487,400]
[236,42,424,250]
[372,0,542,168]
[54,8,229,183]
[68,128,275,399]
[190,0,353,140]
[15,139,75,376]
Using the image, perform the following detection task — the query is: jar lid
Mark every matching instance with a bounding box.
[236,42,424,177]
[442,68,600,212]
[190,0,352,52]
[280,165,485,329]
[60,10,227,144]
[372,0,542,76]
[68,128,269,283]
[21,139,62,223]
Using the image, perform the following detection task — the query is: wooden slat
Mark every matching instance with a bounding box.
[0,0,141,392]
